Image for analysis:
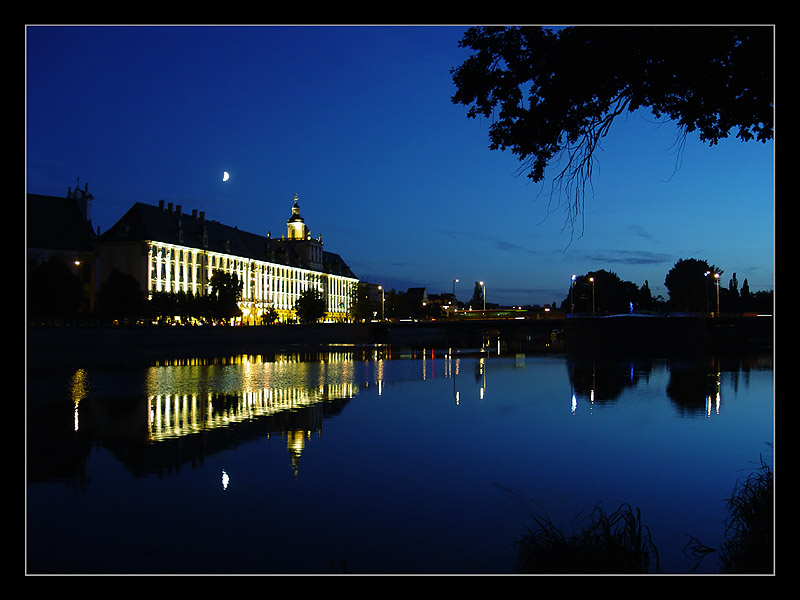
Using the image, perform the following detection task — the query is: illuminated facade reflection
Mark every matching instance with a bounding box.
[30,347,770,487]
[145,352,359,439]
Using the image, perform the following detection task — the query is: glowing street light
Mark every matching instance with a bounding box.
[589,276,595,315]
[705,271,721,317]
[570,274,577,314]
[378,285,385,321]
[479,281,485,311]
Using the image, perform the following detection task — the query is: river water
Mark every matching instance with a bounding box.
[26,345,773,575]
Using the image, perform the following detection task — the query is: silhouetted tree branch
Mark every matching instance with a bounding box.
[451,25,774,238]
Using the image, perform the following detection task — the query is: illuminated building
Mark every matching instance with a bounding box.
[94,194,358,323]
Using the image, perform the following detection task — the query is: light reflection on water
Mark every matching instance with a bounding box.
[26,347,773,574]
[144,353,360,442]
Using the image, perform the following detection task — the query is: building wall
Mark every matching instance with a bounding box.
[94,240,149,298]
[139,239,357,324]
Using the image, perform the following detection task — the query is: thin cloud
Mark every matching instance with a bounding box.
[627,224,657,242]
[585,249,674,265]
[432,228,542,256]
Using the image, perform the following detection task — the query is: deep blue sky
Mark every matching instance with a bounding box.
[26,25,774,307]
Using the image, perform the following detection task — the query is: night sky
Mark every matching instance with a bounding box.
[25,25,774,307]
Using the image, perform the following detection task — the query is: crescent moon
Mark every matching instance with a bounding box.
[222,171,230,182]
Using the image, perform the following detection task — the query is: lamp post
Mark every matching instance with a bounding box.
[589,276,595,316]
[480,281,485,311]
[570,274,576,314]
[378,285,385,321]
[714,272,720,317]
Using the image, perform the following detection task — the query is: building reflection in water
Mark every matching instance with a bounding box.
[145,354,357,442]
[141,349,372,477]
[35,345,769,485]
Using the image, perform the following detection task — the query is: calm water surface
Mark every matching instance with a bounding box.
[26,346,773,574]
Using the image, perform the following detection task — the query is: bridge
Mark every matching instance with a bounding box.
[377,314,773,355]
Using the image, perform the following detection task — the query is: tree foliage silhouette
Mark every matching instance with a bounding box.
[664,258,721,313]
[96,267,146,321]
[294,288,327,323]
[28,257,85,318]
[451,26,773,236]
[209,269,242,322]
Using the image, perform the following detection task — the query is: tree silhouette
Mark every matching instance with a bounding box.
[451,26,773,234]
[261,304,279,325]
[209,270,242,323]
[565,270,639,315]
[96,267,146,321]
[664,258,721,313]
[470,281,484,309]
[27,257,84,319]
[349,282,378,322]
[294,288,326,323]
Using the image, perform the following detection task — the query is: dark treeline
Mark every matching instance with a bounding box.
[561,260,772,316]
[28,256,773,325]
[28,262,245,325]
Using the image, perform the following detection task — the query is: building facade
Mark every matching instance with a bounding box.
[94,194,358,324]
[27,182,98,315]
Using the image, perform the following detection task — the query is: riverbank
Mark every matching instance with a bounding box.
[26,323,376,369]
[26,315,773,369]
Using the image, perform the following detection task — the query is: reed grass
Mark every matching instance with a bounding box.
[514,501,660,574]
[718,456,774,574]
[514,455,773,574]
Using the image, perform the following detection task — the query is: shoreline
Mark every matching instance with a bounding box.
[26,315,773,370]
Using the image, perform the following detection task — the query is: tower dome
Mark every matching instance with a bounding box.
[287,193,309,240]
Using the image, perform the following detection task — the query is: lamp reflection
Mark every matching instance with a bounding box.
[70,368,88,432]
[222,469,229,490]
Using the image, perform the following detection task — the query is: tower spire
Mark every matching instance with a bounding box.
[287,193,307,240]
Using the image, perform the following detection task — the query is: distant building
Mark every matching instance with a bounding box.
[93,194,358,323]
[27,181,97,313]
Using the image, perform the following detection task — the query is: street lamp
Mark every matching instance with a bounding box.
[589,276,595,316]
[378,285,385,321]
[704,271,721,316]
[570,274,577,314]
[479,281,485,311]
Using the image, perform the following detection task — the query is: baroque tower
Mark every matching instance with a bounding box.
[286,194,323,270]
[287,193,308,240]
